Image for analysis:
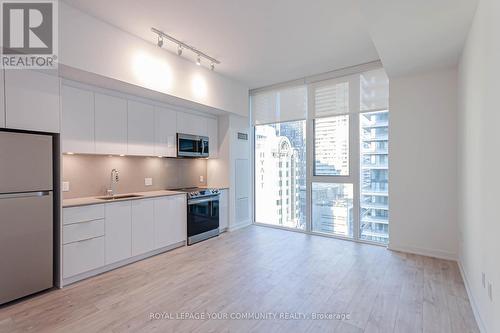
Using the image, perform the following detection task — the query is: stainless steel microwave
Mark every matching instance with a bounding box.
[177,133,209,158]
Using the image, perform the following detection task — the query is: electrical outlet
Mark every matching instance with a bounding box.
[488,283,493,301]
[145,178,153,186]
[482,272,486,288]
[62,181,70,192]
[199,175,204,183]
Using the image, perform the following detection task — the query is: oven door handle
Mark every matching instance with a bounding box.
[188,196,219,205]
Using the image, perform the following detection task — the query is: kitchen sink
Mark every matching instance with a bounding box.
[96,194,144,201]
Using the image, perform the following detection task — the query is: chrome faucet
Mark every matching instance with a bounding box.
[108,168,119,197]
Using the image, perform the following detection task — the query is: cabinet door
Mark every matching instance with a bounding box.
[154,195,186,249]
[127,100,155,156]
[0,69,4,128]
[207,117,218,158]
[154,107,177,157]
[61,85,95,153]
[219,189,229,232]
[4,69,60,133]
[177,112,207,136]
[95,93,127,155]
[131,199,155,256]
[63,237,104,278]
[105,201,131,264]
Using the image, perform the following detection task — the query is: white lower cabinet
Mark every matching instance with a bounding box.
[63,237,105,278]
[105,201,132,264]
[219,189,229,232]
[154,195,186,248]
[62,195,187,283]
[131,199,155,256]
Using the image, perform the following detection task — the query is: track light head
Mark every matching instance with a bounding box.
[177,44,183,56]
[210,62,215,71]
[157,35,163,48]
[196,55,201,66]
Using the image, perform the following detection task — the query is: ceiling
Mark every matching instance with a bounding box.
[63,0,478,88]
[62,0,379,89]
[359,0,478,77]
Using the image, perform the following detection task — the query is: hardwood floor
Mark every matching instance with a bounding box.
[0,226,479,333]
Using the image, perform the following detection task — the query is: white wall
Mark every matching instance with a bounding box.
[59,2,248,117]
[458,0,499,331]
[389,67,458,260]
[208,114,251,230]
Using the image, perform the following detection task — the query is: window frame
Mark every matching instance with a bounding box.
[250,65,388,247]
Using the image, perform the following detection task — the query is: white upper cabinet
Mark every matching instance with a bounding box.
[95,93,127,155]
[4,69,60,133]
[131,198,155,256]
[127,100,155,156]
[154,107,177,157]
[61,85,95,153]
[177,112,208,136]
[105,201,132,264]
[154,195,186,249]
[207,117,218,158]
[0,69,4,128]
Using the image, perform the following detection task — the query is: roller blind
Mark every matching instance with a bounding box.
[251,85,307,125]
[360,68,389,111]
[314,80,349,117]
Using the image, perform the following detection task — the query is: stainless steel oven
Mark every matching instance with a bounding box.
[177,133,209,158]
[187,193,220,245]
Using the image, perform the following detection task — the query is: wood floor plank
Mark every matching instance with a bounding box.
[0,226,479,333]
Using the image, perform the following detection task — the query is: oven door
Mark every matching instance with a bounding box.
[187,196,219,245]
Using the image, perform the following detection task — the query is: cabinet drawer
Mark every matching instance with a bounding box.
[63,236,104,278]
[63,204,104,225]
[63,219,104,244]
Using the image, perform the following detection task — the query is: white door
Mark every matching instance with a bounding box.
[154,195,186,248]
[0,69,4,128]
[219,189,229,231]
[105,201,131,264]
[131,199,155,256]
[127,100,155,156]
[154,107,177,157]
[177,112,207,136]
[95,93,127,155]
[207,117,218,158]
[61,85,95,153]
[4,69,60,133]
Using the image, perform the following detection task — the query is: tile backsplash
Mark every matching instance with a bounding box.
[62,154,207,199]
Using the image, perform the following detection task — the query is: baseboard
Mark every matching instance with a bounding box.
[457,258,488,333]
[388,244,457,261]
[228,220,251,232]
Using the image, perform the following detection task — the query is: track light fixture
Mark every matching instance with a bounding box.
[151,27,220,70]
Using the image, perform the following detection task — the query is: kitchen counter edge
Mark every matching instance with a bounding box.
[62,190,187,208]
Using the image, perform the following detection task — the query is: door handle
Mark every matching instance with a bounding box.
[0,191,51,199]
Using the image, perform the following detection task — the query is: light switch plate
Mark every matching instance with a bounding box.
[199,175,204,183]
[145,178,153,186]
[62,181,70,192]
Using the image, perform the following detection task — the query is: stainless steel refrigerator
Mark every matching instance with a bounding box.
[0,131,53,305]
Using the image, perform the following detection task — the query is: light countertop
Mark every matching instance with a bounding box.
[63,190,186,208]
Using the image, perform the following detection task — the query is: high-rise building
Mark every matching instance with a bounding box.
[360,111,389,243]
[255,123,305,229]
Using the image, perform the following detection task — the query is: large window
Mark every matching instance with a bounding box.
[254,120,306,230]
[252,66,389,245]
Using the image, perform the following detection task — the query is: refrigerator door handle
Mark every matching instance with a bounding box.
[0,191,51,200]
